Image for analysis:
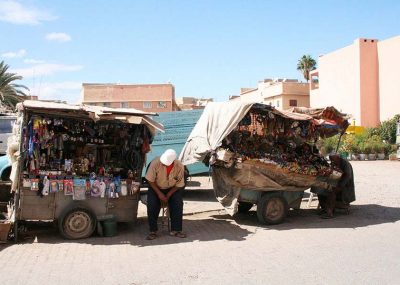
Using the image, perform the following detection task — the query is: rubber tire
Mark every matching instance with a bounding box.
[257,193,288,225]
[237,202,253,213]
[58,206,96,240]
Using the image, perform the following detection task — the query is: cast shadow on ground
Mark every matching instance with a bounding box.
[182,189,217,202]
[9,215,252,248]
[211,204,400,230]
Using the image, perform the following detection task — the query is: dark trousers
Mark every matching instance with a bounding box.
[147,186,183,232]
[318,187,347,214]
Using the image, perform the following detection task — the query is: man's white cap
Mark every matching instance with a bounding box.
[160,149,177,166]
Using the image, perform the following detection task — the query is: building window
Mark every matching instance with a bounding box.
[121,102,129,108]
[276,100,280,107]
[289,100,298,107]
[157,101,167,108]
[143,102,152,109]
[103,102,111,107]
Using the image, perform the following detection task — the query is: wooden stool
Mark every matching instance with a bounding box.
[160,204,170,231]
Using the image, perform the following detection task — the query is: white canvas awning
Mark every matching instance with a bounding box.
[18,100,164,133]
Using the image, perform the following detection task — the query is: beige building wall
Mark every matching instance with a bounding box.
[282,95,310,110]
[311,42,361,124]
[175,97,213,110]
[242,80,310,110]
[378,36,400,121]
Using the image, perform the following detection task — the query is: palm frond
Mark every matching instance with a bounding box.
[0,60,29,109]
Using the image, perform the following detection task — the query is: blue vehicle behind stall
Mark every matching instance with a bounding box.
[145,109,208,176]
[0,155,11,181]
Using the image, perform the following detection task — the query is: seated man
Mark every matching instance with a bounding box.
[318,154,356,219]
[145,149,186,240]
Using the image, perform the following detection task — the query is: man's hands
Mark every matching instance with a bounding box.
[158,192,168,203]
[149,181,178,204]
[161,187,176,202]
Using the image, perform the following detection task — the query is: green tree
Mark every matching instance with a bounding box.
[378,114,400,144]
[0,60,29,111]
[297,55,317,82]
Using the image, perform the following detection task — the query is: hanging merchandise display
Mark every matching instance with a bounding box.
[214,104,349,179]
[19,113,153,202]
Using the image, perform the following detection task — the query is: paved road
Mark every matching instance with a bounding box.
[1,161,399,285]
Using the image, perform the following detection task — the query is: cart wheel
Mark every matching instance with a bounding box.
[58,207,96,239]
[237,202,253,213]
[257,193,288,225]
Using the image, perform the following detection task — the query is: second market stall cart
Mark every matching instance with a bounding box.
[180,99,350,224]
[7,100,163,239]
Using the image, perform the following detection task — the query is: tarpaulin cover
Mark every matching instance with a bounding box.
[179,99,254,165]
[212,160,333,215]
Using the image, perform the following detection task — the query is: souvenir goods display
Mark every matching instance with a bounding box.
[42,176,50,196]
[23,178,31,188]
[99,181,106,198]
[57,180,64,192]
[64,179,73,195]
[30,178,39,191]
[73,179,86,200]
[120,180,127,196]
[216,105,349,179]
[20,113,148,201]
[49,179,59,193]
[90,179,101,197]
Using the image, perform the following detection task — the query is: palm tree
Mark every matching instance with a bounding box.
[0,60,29,111]
[297,55,317,82]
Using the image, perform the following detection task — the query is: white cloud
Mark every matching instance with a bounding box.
[45,32,71,42]
[1,48,26,58]
[0,0,56,25]
[23,58,45,64]
[12,63,84,77]
[29,81,82,104]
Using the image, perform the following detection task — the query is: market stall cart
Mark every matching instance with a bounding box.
[180,99,350,224]
[7,100,163,240]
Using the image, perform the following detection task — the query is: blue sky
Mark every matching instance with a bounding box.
[1,0,399,103]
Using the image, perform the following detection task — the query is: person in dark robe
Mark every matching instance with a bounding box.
[318,154,356,218]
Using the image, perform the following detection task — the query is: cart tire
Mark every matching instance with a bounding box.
[237,202,253,213]
[257,193,288,225]
[58,206,96,240]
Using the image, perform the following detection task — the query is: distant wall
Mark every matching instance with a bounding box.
[311,42,361,124]
[378,36,400,121]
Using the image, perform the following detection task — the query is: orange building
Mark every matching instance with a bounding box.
[81,83,177,113]
[310,36,400,127]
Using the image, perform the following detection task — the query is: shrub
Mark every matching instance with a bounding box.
[363,142,372,154]
[341,134,362,154]
[317,135,341,155]
[379,114,400,144]
[389,144,398,154]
